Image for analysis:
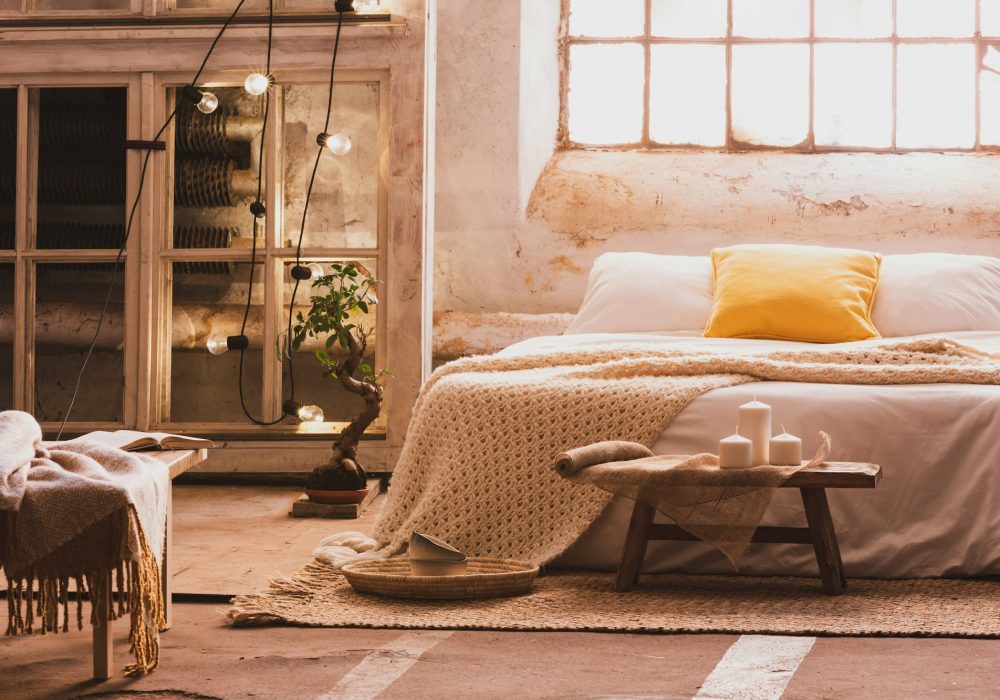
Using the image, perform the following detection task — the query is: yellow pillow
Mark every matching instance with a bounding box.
[704,244,882,343]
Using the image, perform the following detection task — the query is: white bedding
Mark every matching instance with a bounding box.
[500,331,1000,578]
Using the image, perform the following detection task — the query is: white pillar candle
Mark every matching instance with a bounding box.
[738,398,772,465]
[719,432,753,469]
[769,427,803,466]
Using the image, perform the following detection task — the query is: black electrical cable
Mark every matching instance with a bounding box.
[56,0,250,440]
[235,0,286,426]
[284,8,347,404]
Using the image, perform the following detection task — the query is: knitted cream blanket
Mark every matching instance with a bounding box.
[368,338,1000,565]
[0,411,168,675]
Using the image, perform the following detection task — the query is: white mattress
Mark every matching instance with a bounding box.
[500,331,1000,578]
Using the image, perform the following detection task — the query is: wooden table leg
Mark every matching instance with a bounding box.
[800,487,846,595]
[616,500,656,592]
[162,482,173,631]
[92,571,113,680]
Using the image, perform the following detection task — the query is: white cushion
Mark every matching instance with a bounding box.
[566,253,713,334]
[872,253,1000,337]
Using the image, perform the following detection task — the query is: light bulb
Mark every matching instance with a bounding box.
[306,263,325,279]
[207,333,230,355]
[196,91,219,114]
[244,72,271,96]
[318,132,352,156]
[297,404,325,423]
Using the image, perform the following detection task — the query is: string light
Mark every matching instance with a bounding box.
[290,263,325,280]
[181,85,219,115]
[317,131,352,155]
[283,400,325,423]
[244,72,272,96]
[207,334,249,355]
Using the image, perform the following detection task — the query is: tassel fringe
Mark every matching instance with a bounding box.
[4,505,164,676]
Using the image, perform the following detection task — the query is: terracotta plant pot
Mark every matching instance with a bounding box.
[305,487,368,505]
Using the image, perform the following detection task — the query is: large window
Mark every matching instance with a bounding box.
[0,72,388,436]
[564,0,1000,152]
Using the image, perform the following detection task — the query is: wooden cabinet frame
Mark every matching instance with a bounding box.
[0,6,430,473]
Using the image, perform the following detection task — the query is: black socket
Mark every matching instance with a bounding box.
[181,85,204,105]
[290,265,313,281]
[334,0,355,12]
[249,201,266,218]
[226,335,250,351]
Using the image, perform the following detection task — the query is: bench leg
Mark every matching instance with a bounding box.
[162,482,173,631]
[616,500,656,592]
[800,487,847,595]
[92,571,113,680]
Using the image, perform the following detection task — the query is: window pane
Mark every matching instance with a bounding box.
[282,83,379,249]
[815,0,892,38]
[733,0,809,38]
[980,46,1000,144]
[731,44,810,146]
[651,0,726,38]
[36,0,128,8]
[0,264,11,410]
[650,44,726,146]
[897,0,975,38]
[815,43,892,147]
[174,86,263,249]
[282,259,379,426]
[37,88,126,250]
[35,263,124,423]
[897,44,976,148]
[169,260,264,423]
[985,0,1000,37]
[174,0,268,9]
[0,89,13,250]
[568,43,644,145]
[569,0,644,37]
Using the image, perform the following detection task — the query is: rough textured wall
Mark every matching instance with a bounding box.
[432,0,1000,356]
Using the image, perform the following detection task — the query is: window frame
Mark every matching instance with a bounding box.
[0,68,390,439]
[0,0,390,21]
[559,0,1000,153]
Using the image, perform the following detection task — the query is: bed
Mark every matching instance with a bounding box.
[501,330,1000,579]
[512,248,1000,579]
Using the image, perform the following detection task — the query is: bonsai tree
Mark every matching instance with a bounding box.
[286,262,388,492]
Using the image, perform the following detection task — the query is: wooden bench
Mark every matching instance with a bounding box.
[91,448,208,680]
[616,461,882,596]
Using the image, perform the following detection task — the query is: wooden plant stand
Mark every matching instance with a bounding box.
[615,461,882,596]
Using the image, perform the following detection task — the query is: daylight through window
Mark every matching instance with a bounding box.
[564,0,1000,151]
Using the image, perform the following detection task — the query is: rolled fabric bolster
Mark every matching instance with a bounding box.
[555,440,654,476]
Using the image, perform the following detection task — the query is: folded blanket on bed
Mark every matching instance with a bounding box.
[554,434,830,565]
[363,338,1000,567]
[0,411,168,675]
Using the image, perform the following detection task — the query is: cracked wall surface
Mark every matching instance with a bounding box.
[432,0,1000,356]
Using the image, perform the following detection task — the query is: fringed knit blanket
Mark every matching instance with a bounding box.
[0,411,168,675]
[348,338,1000,569]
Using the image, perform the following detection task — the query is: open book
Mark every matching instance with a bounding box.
[70,430,215,452]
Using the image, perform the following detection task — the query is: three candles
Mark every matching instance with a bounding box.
[719,398,802,469]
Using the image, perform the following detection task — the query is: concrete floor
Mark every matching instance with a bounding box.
[2,486,1000,699]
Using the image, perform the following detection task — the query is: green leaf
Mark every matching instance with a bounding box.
[357,301,368,314]
[315,349,329,364]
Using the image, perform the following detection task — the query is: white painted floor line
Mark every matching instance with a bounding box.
[317,630,454,700]
[693,635,816,700]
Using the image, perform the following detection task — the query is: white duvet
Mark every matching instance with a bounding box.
[500,331,1000,578]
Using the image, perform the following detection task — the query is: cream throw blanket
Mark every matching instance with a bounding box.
[0,411,168,675]
[367,338,1000,566]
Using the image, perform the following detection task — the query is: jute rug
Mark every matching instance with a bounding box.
[227,562,1000,638]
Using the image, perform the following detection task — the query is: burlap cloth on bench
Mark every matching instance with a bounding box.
[554,433,831,565]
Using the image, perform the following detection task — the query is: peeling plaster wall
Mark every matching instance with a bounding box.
[433,1,1000,354]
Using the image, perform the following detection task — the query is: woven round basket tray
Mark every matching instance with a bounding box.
[341,557,540,600]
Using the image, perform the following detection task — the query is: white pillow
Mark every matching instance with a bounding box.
[872,253,1000,337]
[566,252,713,334]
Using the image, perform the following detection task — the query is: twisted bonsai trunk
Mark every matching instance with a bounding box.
[306,329,383,492]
